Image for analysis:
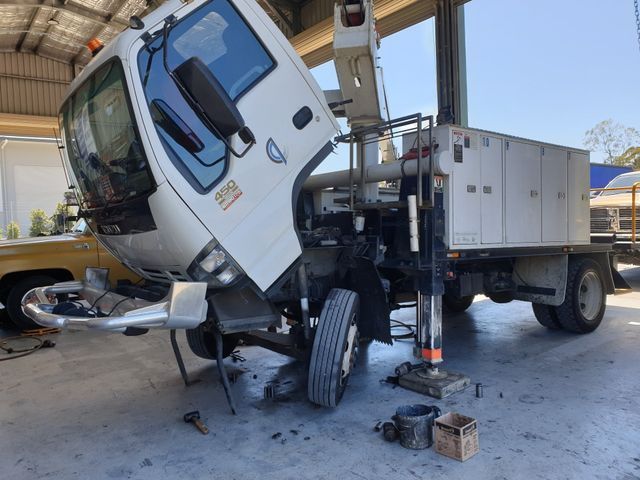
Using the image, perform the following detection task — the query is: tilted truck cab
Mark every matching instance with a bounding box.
[57,0,338,293]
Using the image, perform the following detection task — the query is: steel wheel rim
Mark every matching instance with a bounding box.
[340,313,358,386]
[579,271,602,321]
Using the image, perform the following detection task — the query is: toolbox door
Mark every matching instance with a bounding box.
[505,141,542,244]
[480,135,503,245]
[541,146,568,242]
[451,129,481,246]
[567,152,590,243]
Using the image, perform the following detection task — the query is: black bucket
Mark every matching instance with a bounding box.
[392,404,441,450]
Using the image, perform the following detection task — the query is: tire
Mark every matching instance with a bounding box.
[186,325,238,360]
[308,288,360,407]
[555,258,606,334]
[6,275,57,330]
[443,292,475,313]
[488,292,514,304]
[532,303,561,330]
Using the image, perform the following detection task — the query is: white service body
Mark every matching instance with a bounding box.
[403,125,591,249]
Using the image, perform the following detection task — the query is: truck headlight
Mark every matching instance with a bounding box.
[188,240,244,287]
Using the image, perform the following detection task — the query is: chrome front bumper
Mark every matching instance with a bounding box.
[21,268,208,332]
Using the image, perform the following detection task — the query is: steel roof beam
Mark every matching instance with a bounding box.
[14,0,41,52]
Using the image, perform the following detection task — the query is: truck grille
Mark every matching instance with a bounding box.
[591,207,640,233]
[133,267,190,283]
[590,208,609,232]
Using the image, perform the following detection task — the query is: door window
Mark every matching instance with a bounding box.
[138,0,275,192]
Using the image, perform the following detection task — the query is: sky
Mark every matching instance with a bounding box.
[311,0,640,172]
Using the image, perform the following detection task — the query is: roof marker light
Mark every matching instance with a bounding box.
[87,38,104,57]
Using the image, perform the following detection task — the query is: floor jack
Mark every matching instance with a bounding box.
[396,292,470,398]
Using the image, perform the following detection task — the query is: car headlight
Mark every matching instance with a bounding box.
[606,208,620,232]
[188,240,244,287]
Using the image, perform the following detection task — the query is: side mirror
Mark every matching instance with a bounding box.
[173,57,245,139]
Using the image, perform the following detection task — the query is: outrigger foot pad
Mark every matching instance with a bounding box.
[398,365,470,399]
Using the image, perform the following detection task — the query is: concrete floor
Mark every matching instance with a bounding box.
[1,267,639,480]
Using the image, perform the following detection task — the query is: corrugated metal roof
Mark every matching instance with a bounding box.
[0,0,152,66]
[0,0,463,124]
[0,0,456,67]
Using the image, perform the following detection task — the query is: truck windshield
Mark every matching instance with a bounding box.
[601,173,640,195]
[59,61,154,210]
[138,0,274,193]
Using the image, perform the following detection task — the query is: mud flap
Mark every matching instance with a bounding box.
[611,267,632,290]
[347,257,392,344]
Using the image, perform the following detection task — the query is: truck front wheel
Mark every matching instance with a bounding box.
[555,258,606,334]
[186,325,238,360]
[308,288,360,407]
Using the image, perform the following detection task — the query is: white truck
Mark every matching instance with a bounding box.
[23,0,619,409]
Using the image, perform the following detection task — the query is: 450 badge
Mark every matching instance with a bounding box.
[215,180,242,211]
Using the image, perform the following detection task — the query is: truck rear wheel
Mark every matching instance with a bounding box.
[532,303,561,329]
[555,258,606,334]
[443,292,475,313]
[186,325,238,360]
[308,288,359,407]
[6,275,57,331]
[488,292,514,304]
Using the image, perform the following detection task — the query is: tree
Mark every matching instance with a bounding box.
[614,146,640,169]
[6,222,20,239]
[584,119,640,164]
[51,202,73,233]
[29,209,53,237]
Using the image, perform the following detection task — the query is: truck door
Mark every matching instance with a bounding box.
[132,0,338,291]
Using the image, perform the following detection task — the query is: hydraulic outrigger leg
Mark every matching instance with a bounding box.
[397,292,470,399]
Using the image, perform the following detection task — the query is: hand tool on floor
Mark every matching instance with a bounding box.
[183,411,209,435]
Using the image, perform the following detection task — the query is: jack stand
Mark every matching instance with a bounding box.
[214,329,237,415]
[397,293,470,399]
[169,329,201,387]
[169,329,237,414]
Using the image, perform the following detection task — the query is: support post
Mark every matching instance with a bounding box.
[398,291,469,397]
[415,292,443,365]
[435,0,468,126]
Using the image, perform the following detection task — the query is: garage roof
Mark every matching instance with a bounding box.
[0,0,452,67]
[0,0,153,66]
[0,0,465,131]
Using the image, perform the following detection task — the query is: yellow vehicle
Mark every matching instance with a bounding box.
[0,219,140,330]
[590,171,640,264]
